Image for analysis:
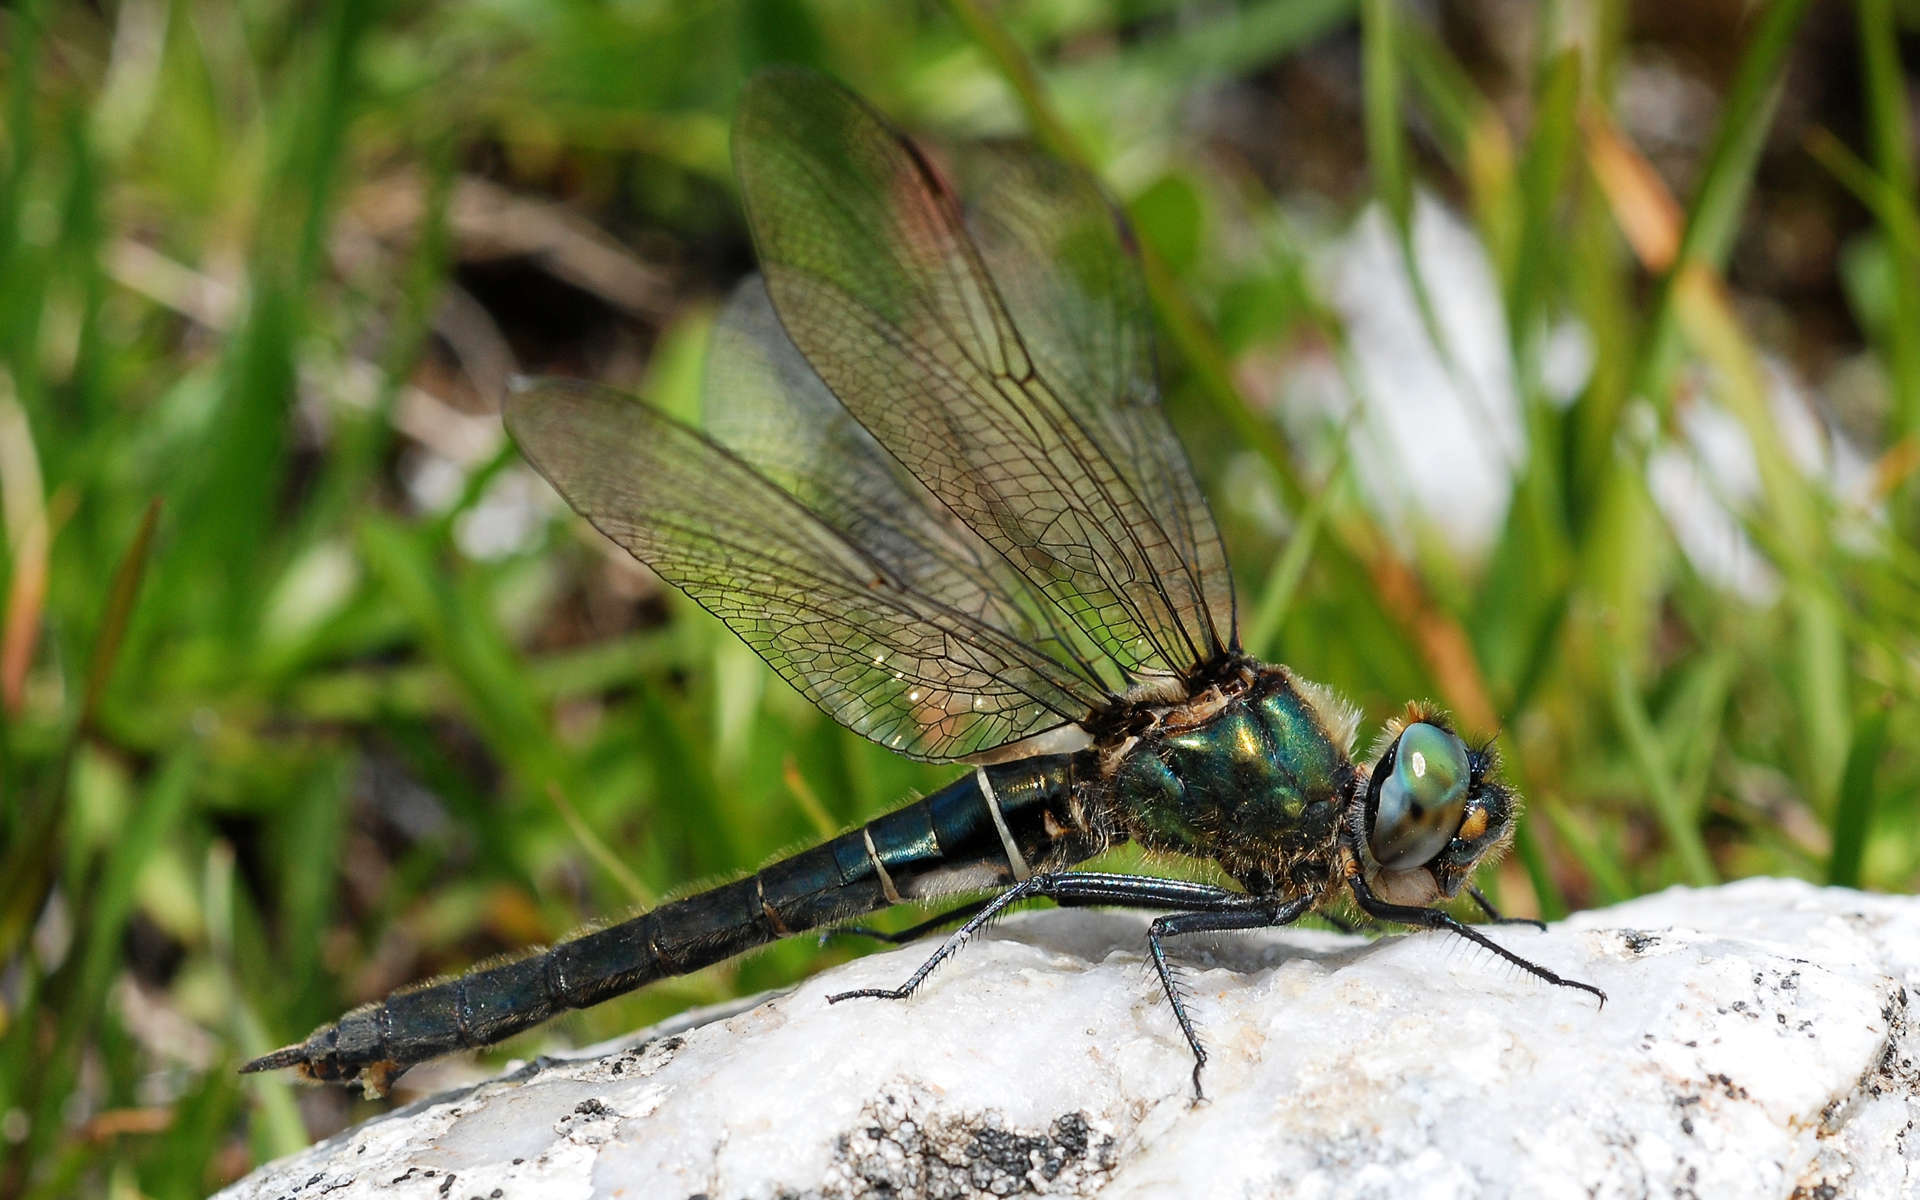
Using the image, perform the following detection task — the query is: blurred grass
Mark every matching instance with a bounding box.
[2,0,1918,1193]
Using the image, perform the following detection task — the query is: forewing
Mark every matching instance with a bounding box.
[505,377,1101,761]
[734,69,1235,692]
[953,144,1235,646]
[705,279,1097,676]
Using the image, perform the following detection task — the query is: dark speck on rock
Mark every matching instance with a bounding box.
[1052,1112,1089,1159]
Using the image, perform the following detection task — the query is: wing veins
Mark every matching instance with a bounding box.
[812,276,1199,676]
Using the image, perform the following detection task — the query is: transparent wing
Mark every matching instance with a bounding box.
[734,68,1235,692]
[505,370,1103,763]
[953,144,1235,646]
[705,279,1109,687]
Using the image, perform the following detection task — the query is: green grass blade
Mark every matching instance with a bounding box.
[1828,695,1892,888]
[1627,0,1812,406]
[1856,0,1920,439]
[1245,450,1349,658]
[1360,0,1409,224]
[0,498,160,958]
[1608,656,1717,887]
[1578,0,1812,497]
[13,750,197,1190]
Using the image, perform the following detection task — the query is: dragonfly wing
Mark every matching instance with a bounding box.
[734,68,1235,692]
[505,376,1102,762]
[706,278,1106,684]
[952,143,1235,648]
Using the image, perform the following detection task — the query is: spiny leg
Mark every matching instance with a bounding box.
[1348,871,1605,1007]
[1144,896,1315,1099]
[825,875,1061,1003]
[828,872,1316,1098]
[1467,884,1547,931]
[823,898,994,947]
[836,881,1261,945]
[824,872,1243,1004]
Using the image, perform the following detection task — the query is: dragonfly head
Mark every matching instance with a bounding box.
[1358,707,1515,905]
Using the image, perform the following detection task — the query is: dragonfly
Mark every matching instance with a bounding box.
[243,67,1602,1100]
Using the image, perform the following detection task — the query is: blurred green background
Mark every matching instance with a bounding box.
[3,0,1918,1193]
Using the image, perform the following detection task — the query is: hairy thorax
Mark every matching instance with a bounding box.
[1099,664,1358,897]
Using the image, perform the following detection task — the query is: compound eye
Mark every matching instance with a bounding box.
[1368,722,1471,869]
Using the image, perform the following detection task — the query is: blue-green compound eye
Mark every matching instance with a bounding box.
[1368,722,1471,869]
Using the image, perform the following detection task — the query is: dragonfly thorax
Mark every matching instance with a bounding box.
[1103,664,1357,895]
[1097,668,1519,909]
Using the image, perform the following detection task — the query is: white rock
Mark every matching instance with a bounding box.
[220,878,1919,1199]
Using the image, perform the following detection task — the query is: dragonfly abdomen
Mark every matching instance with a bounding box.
[242,753,1093,1094]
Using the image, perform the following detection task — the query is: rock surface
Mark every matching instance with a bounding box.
[220,878,1920,1199]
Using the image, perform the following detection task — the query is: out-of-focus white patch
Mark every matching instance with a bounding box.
[1615,57,1720,164]
[261,540,360,649]
[400,446,463,512]
[1540,319,1595,406]
[455,470,552,561]
[1264,193,1873,601]
[399,447,553,561]
[1647,360,1878,604]
[1647,412,1776,603]
[1275,193,1536,559]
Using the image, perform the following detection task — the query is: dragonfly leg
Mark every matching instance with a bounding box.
[1143,895,1316,1100]
[825,874,1060,1003]
[822,898,994,947]
[1347,870,1604,1007]
[823,872,1245,1003]
[1467,884,1547,930]
[829,871,1317,1099]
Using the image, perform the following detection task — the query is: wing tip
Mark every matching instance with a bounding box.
[500,374,540,439]
[501,374,595,435]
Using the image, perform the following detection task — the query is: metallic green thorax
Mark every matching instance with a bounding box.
[1108,669,1354,892]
